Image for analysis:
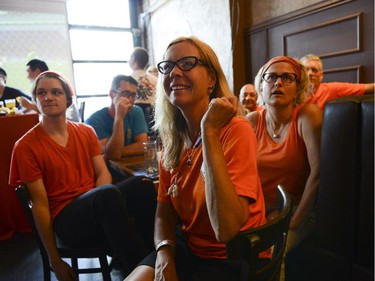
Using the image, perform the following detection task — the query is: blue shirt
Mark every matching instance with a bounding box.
[85,106,148,146]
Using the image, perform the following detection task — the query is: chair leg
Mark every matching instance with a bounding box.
[40,251,51,281]
[71,257,79,274]
[42,259,51,281]
[99,255,112,281]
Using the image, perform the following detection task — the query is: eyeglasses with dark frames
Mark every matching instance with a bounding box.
[157,56,207,75]
[262,73,297,84]
[112,90,137,98]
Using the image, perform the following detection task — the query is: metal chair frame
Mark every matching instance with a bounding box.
[226,185,293,281]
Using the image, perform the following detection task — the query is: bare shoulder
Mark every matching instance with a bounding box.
[246,111,260,130]
[297,103,323,132]
[298,103,322,120]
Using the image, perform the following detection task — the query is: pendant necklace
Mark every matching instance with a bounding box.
[167,131,202,198]
[186,131,202,168]
[167,173,180,198]
[268,116,290,139]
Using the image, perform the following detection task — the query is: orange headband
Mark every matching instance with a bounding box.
[261,56,301,81]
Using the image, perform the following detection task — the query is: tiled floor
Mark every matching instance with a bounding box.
[0,232,127,281]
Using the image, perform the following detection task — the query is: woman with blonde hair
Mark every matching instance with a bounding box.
[125,36,267,281]
[249,56,322,253]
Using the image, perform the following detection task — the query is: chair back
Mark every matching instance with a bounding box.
[15,184,51,277]
[15,183,113,281]
[226,185,293,281]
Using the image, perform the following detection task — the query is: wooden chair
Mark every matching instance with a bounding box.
[226,185,293,281]
[15,184,113,281]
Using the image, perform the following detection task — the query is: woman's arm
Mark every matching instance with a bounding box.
[292,103,322,229]
[154,202,179,281]
[27,179,78,281]
[201,97,250,242]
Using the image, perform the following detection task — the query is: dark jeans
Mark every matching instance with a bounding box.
[140,227,248,281]
[53,176,157,270]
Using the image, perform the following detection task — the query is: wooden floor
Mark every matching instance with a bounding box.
[0,232,127,281]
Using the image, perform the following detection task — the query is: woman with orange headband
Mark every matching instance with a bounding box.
[248,56,322,253]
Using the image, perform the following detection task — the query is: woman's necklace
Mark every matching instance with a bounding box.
[167,131,202,198]
[186,131,202,167]
[168,173,180,198]
[267,115,291,139]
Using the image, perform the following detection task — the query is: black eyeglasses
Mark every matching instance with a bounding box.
[112,90,137,98]
[262,73,297,85]
[157,56,206,75]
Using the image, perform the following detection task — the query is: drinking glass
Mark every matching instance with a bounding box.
[143,140,159,178]
[5,99,16,112]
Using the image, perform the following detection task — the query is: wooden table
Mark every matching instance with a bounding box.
[0,113,39,240]
[109,155,159,181]
[109,155,145,177]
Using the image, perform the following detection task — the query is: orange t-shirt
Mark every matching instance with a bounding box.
[158,117,266,259]
[9,121,102,221]
[255,106,310,208]
[307,82,365,110]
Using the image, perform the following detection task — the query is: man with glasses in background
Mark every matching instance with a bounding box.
[300,54,374,110]
[85,75,148,162]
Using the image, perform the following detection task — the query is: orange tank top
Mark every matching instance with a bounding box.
[255,106,310,207]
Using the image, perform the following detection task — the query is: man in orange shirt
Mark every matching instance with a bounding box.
[9,71,156,280]
[239,83,264,113]
[300,54,374,110]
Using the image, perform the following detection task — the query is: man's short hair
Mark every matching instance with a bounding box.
[111,75,138,91]
[0,67,7,78]
[26,59,49,72]
[131,47,149,69]
[300,54,323,70]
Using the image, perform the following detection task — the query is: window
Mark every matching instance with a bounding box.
[66,0,137,118]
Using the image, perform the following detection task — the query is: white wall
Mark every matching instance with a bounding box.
[142,0,234,91]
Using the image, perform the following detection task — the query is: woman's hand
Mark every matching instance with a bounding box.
[201,96,238,133]
[154,248,179,281]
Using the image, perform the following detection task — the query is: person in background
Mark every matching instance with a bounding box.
[146,65,158,78]
[300,54,374,110]
[22,59,80,121]
[239,83,264,113]
[9,71,157,280]
[129,47,158,133]
[125,36,267,281]
[85,75,149,160]
[0,67,32,109]
[247,57,322,279]
[19,59,50,112]
[26,59,49,82]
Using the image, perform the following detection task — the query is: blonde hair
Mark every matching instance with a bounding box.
[254,56,309,106]
[154,36,235,170]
